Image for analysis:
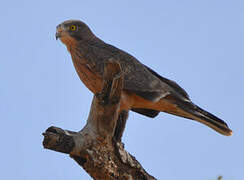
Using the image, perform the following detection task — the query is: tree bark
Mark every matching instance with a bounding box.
[42,60,156,180]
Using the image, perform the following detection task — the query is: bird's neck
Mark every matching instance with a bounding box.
[60,36,78,53]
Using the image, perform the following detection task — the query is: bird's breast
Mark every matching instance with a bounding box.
[71,55,103,94]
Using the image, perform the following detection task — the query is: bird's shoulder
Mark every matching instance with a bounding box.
[86,40,190,101]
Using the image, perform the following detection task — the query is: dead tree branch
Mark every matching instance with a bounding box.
[42,60,156,180]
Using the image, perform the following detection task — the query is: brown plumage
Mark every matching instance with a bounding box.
[56,20,232,136]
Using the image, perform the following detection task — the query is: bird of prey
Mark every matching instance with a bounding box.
[56,20,232,136]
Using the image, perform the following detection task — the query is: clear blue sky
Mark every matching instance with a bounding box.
[1,1,243,179]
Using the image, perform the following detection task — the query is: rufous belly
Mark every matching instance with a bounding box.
[71,57,181,115]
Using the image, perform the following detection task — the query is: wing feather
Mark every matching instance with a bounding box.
[88,41,189,102]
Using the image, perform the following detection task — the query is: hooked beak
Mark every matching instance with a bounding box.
[55,24,63,40]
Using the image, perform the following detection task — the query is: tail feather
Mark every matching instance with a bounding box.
[166,97,232,136]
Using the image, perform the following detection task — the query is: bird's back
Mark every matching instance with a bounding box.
[81,39,189,102]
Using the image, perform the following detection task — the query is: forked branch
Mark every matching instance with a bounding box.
[42,60,156,180]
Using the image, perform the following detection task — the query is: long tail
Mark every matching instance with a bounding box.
[164,97,232,136]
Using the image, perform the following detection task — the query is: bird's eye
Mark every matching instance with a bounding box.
[70,25,77,31]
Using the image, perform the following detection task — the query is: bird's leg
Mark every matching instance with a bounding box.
[113,110,129,142]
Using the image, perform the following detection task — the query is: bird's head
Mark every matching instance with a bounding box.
[56,20,94,47]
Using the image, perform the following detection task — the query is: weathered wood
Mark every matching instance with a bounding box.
[42,60,156,180]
